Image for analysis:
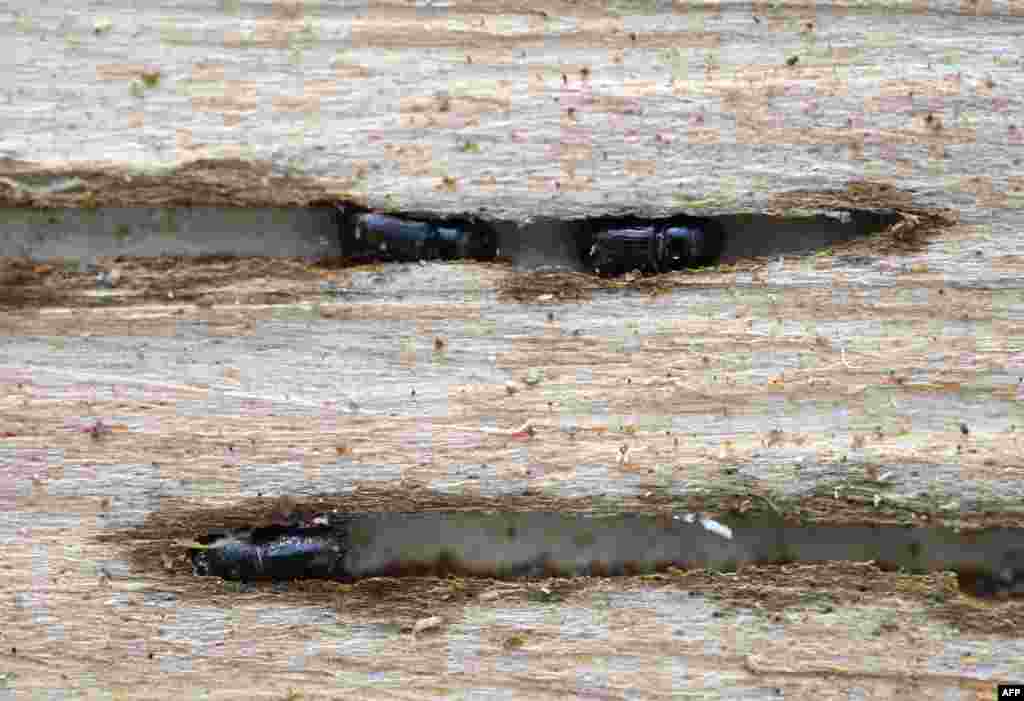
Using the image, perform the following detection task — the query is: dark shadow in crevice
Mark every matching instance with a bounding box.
[716,210,901,261]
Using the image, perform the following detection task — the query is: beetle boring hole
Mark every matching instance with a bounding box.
[713,209,904,262]
[333,201,931,278]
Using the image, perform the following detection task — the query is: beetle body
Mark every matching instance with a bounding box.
[341,211,495,262]
[588,226,659,277]
[191,525,349,581]
[588,221,717,276]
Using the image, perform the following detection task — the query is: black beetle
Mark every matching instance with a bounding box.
[190,524,349,582]
[587,219,721,276]
[338,207,496,262]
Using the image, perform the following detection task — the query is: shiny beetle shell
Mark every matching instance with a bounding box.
[589,226,659,276]
[350,213,474,262]
[191,526,347,581]
[658,226,707,272]
[588,222,713,276]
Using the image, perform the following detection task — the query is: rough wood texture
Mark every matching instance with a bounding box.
[2,0,1024,699]
[1,0,1022,223]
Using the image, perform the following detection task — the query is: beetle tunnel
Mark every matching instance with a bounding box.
[188,510,1024,600]
[335,204,903,276]
[0,203,904,275]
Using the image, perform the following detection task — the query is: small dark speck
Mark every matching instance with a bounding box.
[148,652,154,659]
[547,311,555,321]
[960,422,969,436]
[11,647,16,655]
[753,15,760,22]
[411,388,416,397]
[562,73,568,85]
[629,32,638,41]
[627,378,631,384]
[975,250,983,256]
[786,55,799,66]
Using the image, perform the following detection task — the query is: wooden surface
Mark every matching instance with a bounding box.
[2,0,1024,698]
[1,0,1023,222]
